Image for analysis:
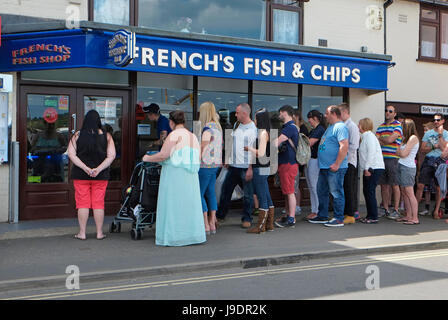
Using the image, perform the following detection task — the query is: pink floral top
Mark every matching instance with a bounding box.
[200,122,223,169]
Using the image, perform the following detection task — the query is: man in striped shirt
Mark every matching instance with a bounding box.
[375,105,403,219]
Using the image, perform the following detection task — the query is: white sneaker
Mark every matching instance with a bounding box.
[418,209,429,216]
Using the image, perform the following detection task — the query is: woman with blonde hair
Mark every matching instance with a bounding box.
[198,101,223,235]
[396,118,420,224]
[358,118,385,224]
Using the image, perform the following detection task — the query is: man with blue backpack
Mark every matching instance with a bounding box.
[274,105,300,228]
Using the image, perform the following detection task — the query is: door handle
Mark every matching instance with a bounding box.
[71,113,76,134]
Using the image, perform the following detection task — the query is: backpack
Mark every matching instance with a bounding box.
[287,125,311,166]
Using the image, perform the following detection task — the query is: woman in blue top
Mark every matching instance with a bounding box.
[143,110,205,246]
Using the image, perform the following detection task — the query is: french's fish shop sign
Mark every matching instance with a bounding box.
[108,33,389,91]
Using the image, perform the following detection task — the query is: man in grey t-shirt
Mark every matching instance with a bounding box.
[217,103,257,228]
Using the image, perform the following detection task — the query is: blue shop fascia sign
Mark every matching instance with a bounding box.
[0,29,389,91]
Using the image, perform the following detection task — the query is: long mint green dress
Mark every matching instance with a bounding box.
[155,146,206,246]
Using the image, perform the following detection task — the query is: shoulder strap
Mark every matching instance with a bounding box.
[287,138,297,152]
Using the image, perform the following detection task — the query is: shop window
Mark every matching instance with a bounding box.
[253,81,299,129]
[27,94,69,184]
[197,77,248,129]
[419,5,448,63]
[137,73,193,158]
[90,0,131,25]
[302,85,343,121]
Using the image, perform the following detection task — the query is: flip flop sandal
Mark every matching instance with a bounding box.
[74,235,86,240]
[96,235,107,240]
[403,221,420,225]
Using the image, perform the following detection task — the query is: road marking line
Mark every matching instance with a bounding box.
[5,250,448,300]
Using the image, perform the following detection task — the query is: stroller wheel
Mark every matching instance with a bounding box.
[130,228,143,240]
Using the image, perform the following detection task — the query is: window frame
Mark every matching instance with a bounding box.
[89,0,304,44]
[268,1,304,45]
[419,4,448,64]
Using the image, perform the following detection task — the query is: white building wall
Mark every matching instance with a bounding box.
[304,0,385,54]
[0,72,17,222]
[386,0,448,105]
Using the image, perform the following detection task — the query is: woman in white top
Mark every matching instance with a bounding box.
[358,118,385,223]
[396,118,420,225]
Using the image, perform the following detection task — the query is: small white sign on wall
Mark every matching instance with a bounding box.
[421,105,448,115]
[0,74,13,93]
[0,93,8,163]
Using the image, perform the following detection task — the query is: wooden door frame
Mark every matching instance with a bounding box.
[18,85,78,220]
[18,85,133,220]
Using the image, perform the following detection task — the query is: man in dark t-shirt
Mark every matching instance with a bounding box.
[143,103,172,147]
[273,105,299,228]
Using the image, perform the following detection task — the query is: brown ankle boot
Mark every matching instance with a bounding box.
[266,207,275,231]
[247,210,268,234]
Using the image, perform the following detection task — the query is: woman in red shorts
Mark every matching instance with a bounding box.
[68,110,116,240]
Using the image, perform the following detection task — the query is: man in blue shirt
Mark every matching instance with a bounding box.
[309,105,349,227]
[143,103,172,148]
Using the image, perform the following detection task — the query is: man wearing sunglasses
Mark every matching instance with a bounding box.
[416,113,448,219]
[375,105,403,219]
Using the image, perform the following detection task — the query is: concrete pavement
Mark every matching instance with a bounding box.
[1,207,448,292]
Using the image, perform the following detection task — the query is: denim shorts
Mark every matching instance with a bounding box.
[398,163,416,187]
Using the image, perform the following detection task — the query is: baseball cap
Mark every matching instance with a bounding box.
[143,103,160,114]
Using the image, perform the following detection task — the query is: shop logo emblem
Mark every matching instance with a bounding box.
[108,29,135,67]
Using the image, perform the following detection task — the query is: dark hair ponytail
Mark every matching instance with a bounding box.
[307,110,326,129]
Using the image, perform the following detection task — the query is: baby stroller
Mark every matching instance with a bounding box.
[109,161,161,240]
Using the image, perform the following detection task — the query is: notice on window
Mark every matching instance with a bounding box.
[0,93,8,163]
[58,96,69,111]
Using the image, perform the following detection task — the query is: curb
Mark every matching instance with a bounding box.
[2,240,448,293]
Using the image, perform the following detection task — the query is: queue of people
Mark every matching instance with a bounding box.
[69,101,448,247]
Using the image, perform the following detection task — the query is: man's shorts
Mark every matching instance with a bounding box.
[73,180,108,210]
[378,158,399,186]
[418,156,441,186]
[278,163,299,195]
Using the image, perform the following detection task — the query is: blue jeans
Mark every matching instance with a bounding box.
[363,169,384,220]
[217,166,254,222]
[198,167,220,213]
[252,167,273,210]
[317,168,347,221]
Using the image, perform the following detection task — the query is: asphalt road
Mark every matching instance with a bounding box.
[2,248,448,302]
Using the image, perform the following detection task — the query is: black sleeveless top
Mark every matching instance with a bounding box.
[71,131,110,180]
[253,135,270,168]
